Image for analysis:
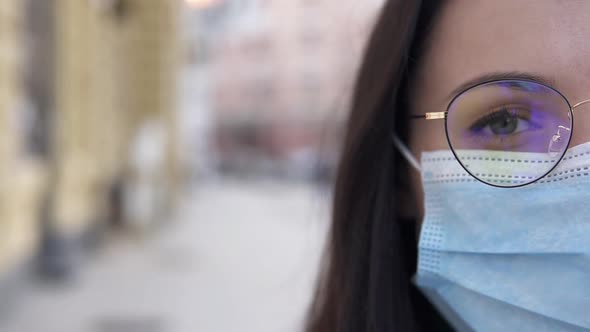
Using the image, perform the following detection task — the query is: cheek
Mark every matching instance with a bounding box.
[409,164,425,223]
[407,115,449,222]
[410,118,448,153]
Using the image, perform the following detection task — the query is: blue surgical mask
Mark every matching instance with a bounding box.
[396,138,590,332]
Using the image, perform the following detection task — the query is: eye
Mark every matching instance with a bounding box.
[469,106,541,137]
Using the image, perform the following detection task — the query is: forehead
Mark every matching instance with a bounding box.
[413,0,590,109]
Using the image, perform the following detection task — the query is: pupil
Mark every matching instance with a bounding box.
[489,110,517,135]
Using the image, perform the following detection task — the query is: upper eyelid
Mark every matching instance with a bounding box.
[469,107,530,128]
[411,75,560,120]
[446,72,557,102]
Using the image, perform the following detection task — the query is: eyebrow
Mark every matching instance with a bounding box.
[447,71,557,101]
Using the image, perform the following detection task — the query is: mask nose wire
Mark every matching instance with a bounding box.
[392,134,422,173]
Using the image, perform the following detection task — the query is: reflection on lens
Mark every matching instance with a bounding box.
[446,80,572,187]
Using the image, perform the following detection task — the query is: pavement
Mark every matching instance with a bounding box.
[0,178,330,332]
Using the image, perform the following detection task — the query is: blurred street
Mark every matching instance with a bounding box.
[0,1,380,330]
[0,179,329,332]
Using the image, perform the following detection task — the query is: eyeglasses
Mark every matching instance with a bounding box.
[409,78,590,188]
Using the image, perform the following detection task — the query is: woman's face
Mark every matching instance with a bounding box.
[409,0,590,219]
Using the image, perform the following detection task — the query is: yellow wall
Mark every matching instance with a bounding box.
[0,0,47,272]
[52,0,182,236]
[117,0,182,222]
[53,0,101,236]
[0,0,184,278]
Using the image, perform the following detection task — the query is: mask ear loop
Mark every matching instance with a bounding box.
[392,134,422,173]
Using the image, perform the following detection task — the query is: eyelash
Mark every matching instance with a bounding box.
[468,105,542,134]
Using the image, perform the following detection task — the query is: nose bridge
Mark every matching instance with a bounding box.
[569,99,590,147]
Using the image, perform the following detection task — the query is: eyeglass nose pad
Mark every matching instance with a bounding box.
[548,125,571,158]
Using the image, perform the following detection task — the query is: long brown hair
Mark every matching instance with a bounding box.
[306,1,452,331]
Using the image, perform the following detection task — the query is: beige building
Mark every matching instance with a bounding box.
[0,0,47,277]
[53,0,181,239]
[0,0,183,280]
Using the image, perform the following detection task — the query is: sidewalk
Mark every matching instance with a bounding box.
[1,179,329,332]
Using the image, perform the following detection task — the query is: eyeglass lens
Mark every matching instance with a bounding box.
[446,80,573,187]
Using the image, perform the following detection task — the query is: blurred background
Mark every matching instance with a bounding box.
[0,0,382,331]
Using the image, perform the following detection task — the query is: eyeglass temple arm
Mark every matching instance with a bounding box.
[412,100,590,120]
[392,135,422,172]
[410,111,447,120]
[572,99,590,110]
[395,111,447,172]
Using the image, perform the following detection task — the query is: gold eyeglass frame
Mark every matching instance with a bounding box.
[407,78,590,188]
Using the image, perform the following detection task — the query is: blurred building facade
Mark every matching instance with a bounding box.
[0,0,47,281]
[209,0,383,179]
[0,0,383,315]
[0,0,184,289]
[52,0,181,240]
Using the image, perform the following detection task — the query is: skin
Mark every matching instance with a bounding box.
[408,0,590,220]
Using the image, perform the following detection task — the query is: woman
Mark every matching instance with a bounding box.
[307,1,590,331]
